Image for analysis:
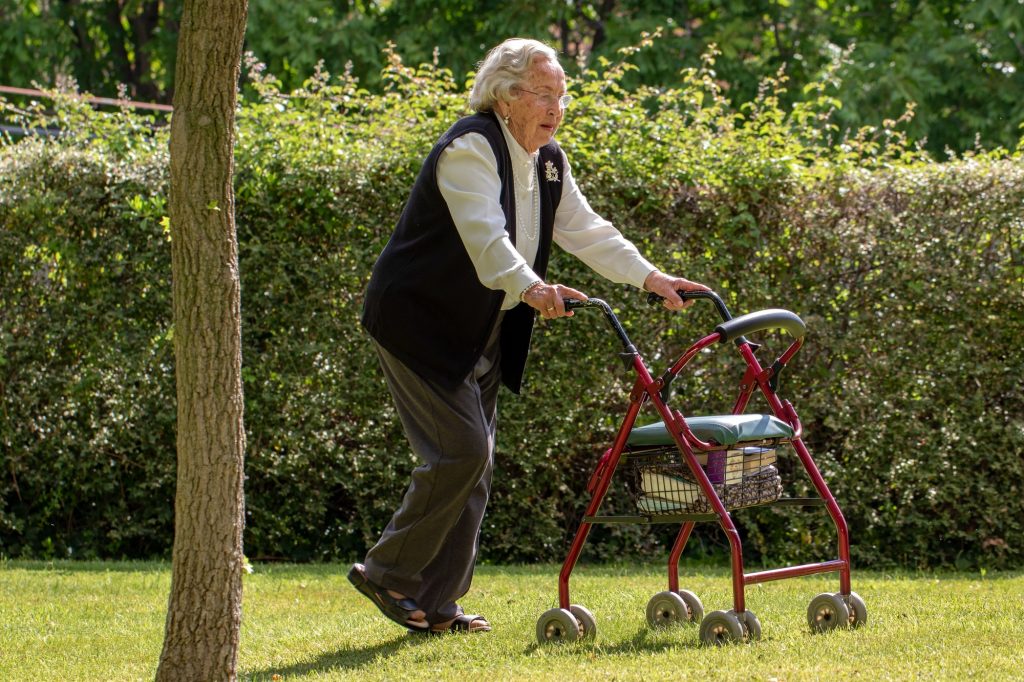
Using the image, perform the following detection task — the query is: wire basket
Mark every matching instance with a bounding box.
[628,444,783,515]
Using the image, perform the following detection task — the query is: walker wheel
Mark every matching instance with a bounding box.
[740,609,761,641]
[646,591,690,628]
[699,609,745,645]
[845,591,868,628]
[536,607,581,644]
[569,604,598,640]
[677,589,705,625]
[807,592,850,633]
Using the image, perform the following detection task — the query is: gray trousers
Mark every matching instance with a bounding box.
[363,317,503,623]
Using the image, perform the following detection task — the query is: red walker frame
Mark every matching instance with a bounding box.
[537,291,865,645]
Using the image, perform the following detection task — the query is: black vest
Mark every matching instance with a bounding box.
[361,112,564,393]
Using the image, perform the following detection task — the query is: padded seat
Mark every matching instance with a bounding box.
[627,413,794,448]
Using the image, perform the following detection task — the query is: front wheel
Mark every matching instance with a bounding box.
[845,591,868,628]
[807,592,850,633]
[536,607,581,644]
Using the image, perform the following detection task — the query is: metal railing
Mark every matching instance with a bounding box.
[0,85,172,112]
[0,85,172,139]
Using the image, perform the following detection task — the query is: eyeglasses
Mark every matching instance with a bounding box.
[517,88,573,110]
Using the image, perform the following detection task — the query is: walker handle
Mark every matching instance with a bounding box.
[646,289,733,322]
[561,297,638,358]
[648,290,758,349]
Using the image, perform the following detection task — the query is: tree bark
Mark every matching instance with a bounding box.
[156,0,249,680]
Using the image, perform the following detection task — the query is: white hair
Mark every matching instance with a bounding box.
[468,38,561,113]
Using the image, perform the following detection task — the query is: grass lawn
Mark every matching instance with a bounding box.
[1,559,1022,681]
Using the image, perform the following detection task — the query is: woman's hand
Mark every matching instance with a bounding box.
[522,282,589,319]
[643,270,711,311]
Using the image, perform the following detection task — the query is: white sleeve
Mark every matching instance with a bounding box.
[436,133,541,299]
[553,150,656,288]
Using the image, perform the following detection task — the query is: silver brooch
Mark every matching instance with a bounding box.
[544,160,560,182]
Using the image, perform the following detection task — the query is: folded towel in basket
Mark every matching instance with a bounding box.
[642,447,776,489]
[640,470,702,501]
[638,495,696,514]
[638,465,782,514]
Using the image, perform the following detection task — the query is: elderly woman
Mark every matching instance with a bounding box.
[349,37,709,635]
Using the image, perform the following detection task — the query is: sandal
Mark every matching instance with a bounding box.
[420,613,491,636]
[347,563,430,633]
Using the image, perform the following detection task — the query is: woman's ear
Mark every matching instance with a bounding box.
[495,102,511,125]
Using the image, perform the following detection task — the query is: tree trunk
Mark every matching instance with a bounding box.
[156,0,249,680]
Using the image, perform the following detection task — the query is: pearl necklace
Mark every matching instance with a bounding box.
[515,161,539,243]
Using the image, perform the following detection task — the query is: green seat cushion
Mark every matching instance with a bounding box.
[627,414,794,448]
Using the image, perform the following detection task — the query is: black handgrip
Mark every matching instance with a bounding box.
[646,289,732,321]
[714,308,806,343]
[563,297,588,311]
[645,290,709,304]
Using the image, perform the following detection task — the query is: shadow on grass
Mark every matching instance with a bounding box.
[243,635,429,680]
[523,627,699,656]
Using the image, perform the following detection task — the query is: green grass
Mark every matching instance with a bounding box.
[1,560,1022,681]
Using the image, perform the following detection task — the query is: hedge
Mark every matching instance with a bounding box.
[1,48,1022,568]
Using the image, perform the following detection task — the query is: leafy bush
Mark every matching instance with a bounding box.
[2,44,1022,568]
[0,138,174,559]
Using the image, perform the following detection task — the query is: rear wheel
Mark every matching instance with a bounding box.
[740,610,761,641]
[677,589,704,625]
[699,609,744,645]
[536,608,581,644]
[646,591,689,628]
[569,604,598,640]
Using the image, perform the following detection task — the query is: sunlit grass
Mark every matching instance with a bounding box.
[2,560,1021,680]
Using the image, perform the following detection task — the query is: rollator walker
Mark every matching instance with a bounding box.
[534,291,867,645]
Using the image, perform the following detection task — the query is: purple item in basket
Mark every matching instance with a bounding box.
[706,450,726,484]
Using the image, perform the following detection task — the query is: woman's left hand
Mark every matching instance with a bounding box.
[643,270,711,311]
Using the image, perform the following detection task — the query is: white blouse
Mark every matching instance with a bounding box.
[436,117,656,310]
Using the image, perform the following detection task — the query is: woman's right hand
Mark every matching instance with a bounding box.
[522,282,588,319]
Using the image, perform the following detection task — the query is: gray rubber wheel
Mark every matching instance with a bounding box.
[536,607,581,644]
[699,609,744,645]
[740,609,761,641]
[677,589,705,625]
[845,591,868,628]
[646,591,689,628]
[569,604,597,640]
[807,592,850,633]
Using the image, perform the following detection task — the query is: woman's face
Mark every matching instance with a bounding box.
[499,58,566,154]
